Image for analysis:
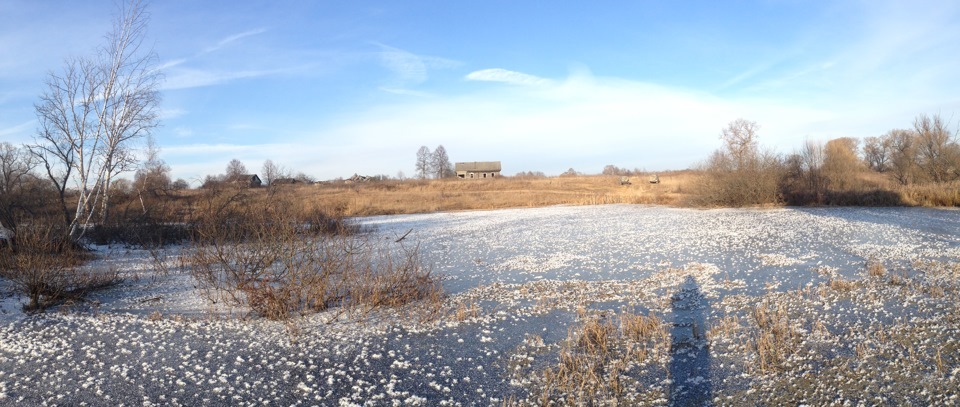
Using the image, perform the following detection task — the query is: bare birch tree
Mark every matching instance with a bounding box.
[32,0,161,240]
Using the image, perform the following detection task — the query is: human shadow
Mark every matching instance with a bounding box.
[668,276,712,406]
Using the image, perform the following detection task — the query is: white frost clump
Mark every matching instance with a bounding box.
[759,253,804,267]
[495,253,588,274]
[404,395,428,406]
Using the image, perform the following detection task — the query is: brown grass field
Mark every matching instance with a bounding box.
[280,172,696,217]
[170,170,958,220]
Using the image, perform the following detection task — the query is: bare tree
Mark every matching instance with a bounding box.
[226,159,247,180]
[432,145,453,179]
[863,135,892,173]
[720,118,760,170]
[133,135,171,213]
[696,119,781,206]
[261,159,287,185]
[888,129,919,185]
[913,113,959,183]
[31,0,161,240]
[415,146,432,179]
[0,143,37,227]
[799,139,827,194]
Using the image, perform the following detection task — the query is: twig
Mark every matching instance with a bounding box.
[395,228,413,243]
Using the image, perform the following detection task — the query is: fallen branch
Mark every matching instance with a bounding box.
[395,229,413,243]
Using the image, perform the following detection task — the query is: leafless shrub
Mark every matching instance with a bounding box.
[187,193,441,320]
[0,220,118,311]
[693,119,783,207]
[866,259,887,278]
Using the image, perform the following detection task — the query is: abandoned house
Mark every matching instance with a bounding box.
[455,161,502,179]
[235,174,262,187]
[271,178,299,186]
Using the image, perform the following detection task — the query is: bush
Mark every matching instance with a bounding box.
[0,220,118,311]
[187,192,441,320]
[691,119,783,207]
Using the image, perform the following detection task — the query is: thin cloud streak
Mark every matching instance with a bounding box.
[160,68,284,90]
[0,120,34,140]
[374,42,460,92]
[466,68,551,86]
[203,28,268,54]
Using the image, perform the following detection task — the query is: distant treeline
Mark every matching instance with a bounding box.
[694,114,960,207]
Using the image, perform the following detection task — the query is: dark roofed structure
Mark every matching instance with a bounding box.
[455,161,501,179]
[234,174,262,187]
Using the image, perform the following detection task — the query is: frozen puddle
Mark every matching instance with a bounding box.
[1,205,959,405]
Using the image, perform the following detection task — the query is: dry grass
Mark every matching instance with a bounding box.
[750,300,801,373]
[828,278,856,292]
[524,310,670,405]
[295,173,693,216]
[897,181,960,207]
[866,259,887,278]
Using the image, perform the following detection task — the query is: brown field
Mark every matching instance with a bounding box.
[283,172,696,217]
[161,169,959,221]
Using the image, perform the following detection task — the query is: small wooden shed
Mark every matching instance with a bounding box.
[455,162,502,179]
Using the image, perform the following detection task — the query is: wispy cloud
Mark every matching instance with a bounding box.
[156,58,187,71]
[158,108,187,120]
[158,28,272,91]
[172,127,194,138]
[165,143,262,156]
[203,28,268,54]
[161,68,282,90]
[466,68,551,86]
[378,87,435,98]
[377,44,427,85]
[0,120,34,141]
[374,43,459,92]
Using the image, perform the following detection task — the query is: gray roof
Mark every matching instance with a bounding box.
[455,161,501,172]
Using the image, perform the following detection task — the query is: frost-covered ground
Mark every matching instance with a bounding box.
[1,205,959,405]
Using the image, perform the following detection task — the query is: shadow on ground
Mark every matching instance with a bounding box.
[669,275,712,406]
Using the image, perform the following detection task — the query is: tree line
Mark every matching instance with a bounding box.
[696,114,960,207]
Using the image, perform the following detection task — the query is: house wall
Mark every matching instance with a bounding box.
[458,171,500,179]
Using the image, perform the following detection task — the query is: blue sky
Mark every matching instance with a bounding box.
[2,1,960,183]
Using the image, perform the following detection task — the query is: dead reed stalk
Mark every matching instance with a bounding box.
[750,300,800,373]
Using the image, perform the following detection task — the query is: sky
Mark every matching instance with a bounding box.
[2,1,960,183]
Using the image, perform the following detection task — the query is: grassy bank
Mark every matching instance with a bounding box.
[271,172,693,217]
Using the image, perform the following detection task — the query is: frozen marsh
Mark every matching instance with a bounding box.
[1,205,959,405]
